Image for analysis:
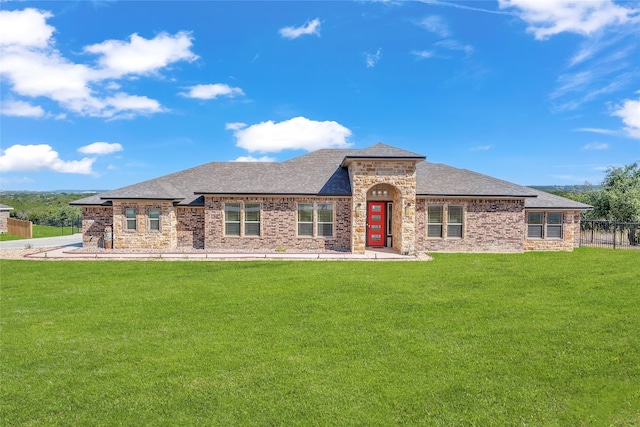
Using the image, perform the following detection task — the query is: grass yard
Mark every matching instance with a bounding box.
[0,224,80,241]
[1,249,639,425]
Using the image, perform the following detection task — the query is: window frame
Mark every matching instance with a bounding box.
[427,205,444,238]
[224,202,262,238]
[244,203,261,237]
[125,207,137,231]
[546,212,563,239]
[148,208,160,232]
[527,211,563,239]
[317,203,334,238]
[297,202,335,238]
[447,205,463,238]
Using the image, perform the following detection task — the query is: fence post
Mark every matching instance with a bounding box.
[613,222,616,249]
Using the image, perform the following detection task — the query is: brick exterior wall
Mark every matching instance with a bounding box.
[81,206,114,248]
[348,160,418,254]
[112,201,177,249]
[177,207,205,249]
[203,196,351,252]
[0,211,9,233]
[416,198,526,252]
[524,211,581,251]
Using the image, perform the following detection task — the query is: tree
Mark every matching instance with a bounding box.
[588,162,640,222]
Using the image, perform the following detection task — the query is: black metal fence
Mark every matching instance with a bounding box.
[580,220,640,249]
[32,216,83,235]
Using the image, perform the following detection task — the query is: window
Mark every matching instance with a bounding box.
[225,202,260,237]
[225,203,241,236]
[125,208,137,230]
[447,205,463,238]
[547,212,563,238]
[149,208,160,231]
[298,203,334,238]
[527,212,544,238]
[317,203,334,238]
[244,203,261,237]
[427,205,443,238]
[298,204,313,236]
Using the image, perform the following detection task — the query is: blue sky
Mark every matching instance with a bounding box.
[1,0,639,191]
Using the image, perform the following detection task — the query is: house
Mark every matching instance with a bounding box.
[71,143,591,254]
[0,204,14,233]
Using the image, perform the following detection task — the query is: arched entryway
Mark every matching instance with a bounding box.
[365,183,397,249]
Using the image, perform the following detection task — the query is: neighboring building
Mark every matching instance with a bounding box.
[0,204,14,233]
[71,143,591,254]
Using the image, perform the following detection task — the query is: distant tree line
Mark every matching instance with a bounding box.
[544,162,640,222]
[0,192,92,226]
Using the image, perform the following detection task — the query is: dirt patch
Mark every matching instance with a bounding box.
[0,248,45,260]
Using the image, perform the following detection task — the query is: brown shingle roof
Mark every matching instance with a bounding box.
[70,143,591,210]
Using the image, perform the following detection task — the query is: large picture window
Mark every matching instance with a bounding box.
[298,203,334,238]
[225,202,261,237]
[527,211,562,239]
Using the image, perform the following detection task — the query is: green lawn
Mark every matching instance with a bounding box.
[0,224,80,241]
[1,249,639,426]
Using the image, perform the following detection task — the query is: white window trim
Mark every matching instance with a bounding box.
[427,204,464,239]
[148,208,161,232]
[224,202,261,238]
[125,207,137,231]
[297,202,335,238]
[527,211,563,240]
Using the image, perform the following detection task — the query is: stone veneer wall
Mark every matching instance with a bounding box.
[415,198,526,253]
[82,206,114,248]
[0,210,10,233]
[349,160,418,254]
[524,211,581,251]
[204,196,351,252]
[177,207,205,249]
[112,201,177,249]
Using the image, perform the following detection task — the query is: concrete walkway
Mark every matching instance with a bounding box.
[2,234,424,261]
[24,246,419,261]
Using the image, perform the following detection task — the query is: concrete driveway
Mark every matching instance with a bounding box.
[0,233,82,250]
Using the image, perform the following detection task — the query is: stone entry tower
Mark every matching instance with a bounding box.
[341,143,426,255]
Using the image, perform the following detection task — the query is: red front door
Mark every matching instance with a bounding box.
[367,202,386,247]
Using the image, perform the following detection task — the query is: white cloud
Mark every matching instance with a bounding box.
[575,127,618,136]
[279,18,321,39]
[581,142,609,150]
[0,8,54,48]
[416,15,451,38]
[225,122,247,131]
[470,145,492,151]
[612,97,640,139]
[233,155,275,162]
[434,39,473,55]
[84,32,198,78]
[0,144,95,174]
[229,116,352,153]
[0,8,197,119]
[365,48,382,68]
[411,50,436,60]
[78,142,123,155]
[182,84,244,100]
[0,100,45,117]
[498,0,639,40]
